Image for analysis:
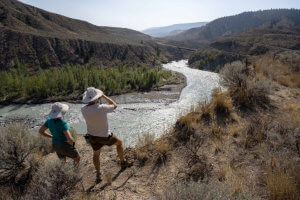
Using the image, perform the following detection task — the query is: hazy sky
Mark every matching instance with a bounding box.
[19,0,300,30]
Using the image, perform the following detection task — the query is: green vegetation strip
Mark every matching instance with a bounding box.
[0,64,173,101]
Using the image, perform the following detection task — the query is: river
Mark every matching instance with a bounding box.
[0,60,219,146]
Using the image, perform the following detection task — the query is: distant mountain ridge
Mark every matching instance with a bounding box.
[142,22,207,38]
[0,0,187,69]
[167,9,300,48]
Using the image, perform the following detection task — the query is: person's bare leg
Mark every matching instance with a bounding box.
[93,149,101,173]
[93,149,101,183]
[115,139,132,169]
[115,139,124,162]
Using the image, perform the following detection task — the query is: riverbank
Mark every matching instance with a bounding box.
[0,70,186,105]
[0,75,186,129]
[0,73,186,130]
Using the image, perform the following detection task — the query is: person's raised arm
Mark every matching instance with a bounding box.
[39,125,53,138]
[102,94,117,109]
[63,130,74,145]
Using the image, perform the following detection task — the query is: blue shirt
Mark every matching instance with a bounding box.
[44,118,70,145]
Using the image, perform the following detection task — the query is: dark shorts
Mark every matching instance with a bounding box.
[88,133,119,151]
[52,143,79,159]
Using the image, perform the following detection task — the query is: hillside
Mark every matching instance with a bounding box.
[142,22,207,38]
[1,56,299,200]
[166,9,300,48]
[0,0,187,69]
[188,25,300,71]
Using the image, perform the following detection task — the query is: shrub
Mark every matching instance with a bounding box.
[160,180,257,200]
[220,61,273,108]
[247,78,273,107]
[0,123,38,184]
[220,61,248,88]
[27,159,83,200]
[37,135,53,155]
[231,78,273,108]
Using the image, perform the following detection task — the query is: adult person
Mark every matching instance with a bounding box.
[39,102,80,163]
[81,87,130,182]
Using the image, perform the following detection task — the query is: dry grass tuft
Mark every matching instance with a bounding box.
[154,138,173,159]
[254,57,300,87]
[104,171,113,185]
[265,158,299,200]
[280,102,300,130]
[290,73,300,87]
[177,113,197,131]
[136,133,155,164]
[211,88,233,117]
[213,139,222,154]
[211,123,225,141]
[277,75,292,87]
[217,169,227,182]
[197,101,211,123]
[175,113,198,143]
[227,124,242,138]
[135,149,148,164]
[243,115,269,149]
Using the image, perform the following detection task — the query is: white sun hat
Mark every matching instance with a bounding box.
[82,87,103,104]
[48,102,69,119]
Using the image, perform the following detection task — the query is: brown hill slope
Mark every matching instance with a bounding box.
[72,59,299,200]
[188,26,300,71]
[0,0,151,43]
[0,0,186,69]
